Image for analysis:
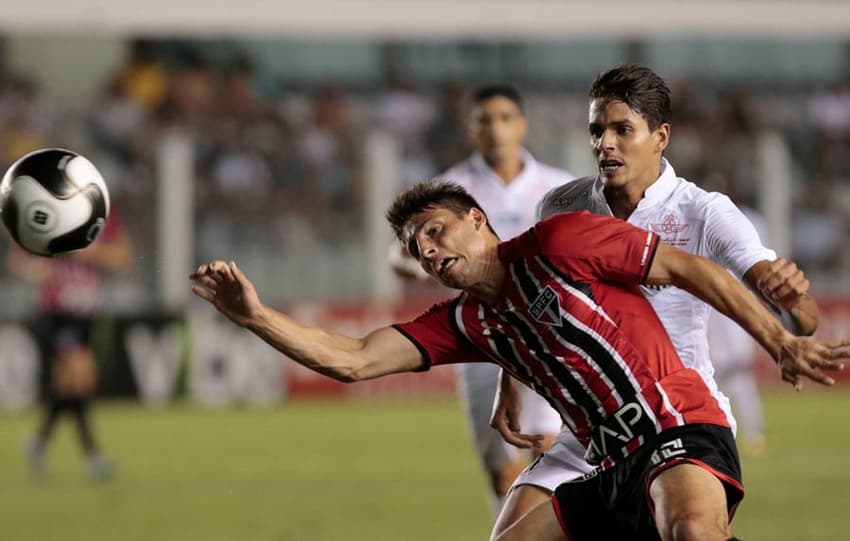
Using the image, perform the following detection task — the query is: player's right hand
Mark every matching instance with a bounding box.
[190,260,263,327]
[775,337,850,391]
[490,371,544,449]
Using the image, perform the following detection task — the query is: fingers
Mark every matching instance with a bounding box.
[778,340,844,389]
[498,427,543,449]
[191,260,238,282]
[827,339,850,357]
[191,285,215,303]
[193,274,219,290]
[795,363,835,387]
[229,261,249,285]
[491,424,545,449]
[490,410,541,449]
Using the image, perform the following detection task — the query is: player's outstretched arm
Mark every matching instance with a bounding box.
[490,368,544,449]
[744,257,819,336]
[190,260,424,382]
[646,244,848,390]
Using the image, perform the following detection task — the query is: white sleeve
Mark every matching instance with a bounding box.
[703,194,777,280]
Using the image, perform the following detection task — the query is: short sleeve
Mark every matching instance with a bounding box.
[393,299,490,370]
[703,195,776,279]
[536,211,659,285]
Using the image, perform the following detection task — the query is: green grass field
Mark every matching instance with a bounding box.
[2,387,849,541]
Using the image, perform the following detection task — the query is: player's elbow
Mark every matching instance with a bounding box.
[331,358,374,383]
[334,368,363,383]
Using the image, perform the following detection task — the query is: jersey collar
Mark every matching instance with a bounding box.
[635,158,677,210]
[588,158,677,215]
[470,149,537,188]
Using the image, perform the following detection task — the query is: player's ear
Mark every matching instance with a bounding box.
[470,208,486,230]
[654,122,670,153]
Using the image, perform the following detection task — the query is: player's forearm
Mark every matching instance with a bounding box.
[671,257,793,360]
[786,294,819,336]
[246,305,373,383]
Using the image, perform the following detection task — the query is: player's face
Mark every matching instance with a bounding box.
[588,99,669,190]
[469,96,528,164]
[404,207,488,289]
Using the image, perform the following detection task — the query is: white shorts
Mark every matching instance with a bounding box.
[510,427,595,493]
[456,363,563,471]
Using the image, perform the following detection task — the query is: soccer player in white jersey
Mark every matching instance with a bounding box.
[489,65,820,540]
[393,85,575,516]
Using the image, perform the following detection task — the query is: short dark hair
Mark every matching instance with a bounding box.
[473,84,524,113]
[588,65,671,131]
[386,179,491,257]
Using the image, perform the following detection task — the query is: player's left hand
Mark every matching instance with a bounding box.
[757,258,810,311]
[490,372,544,449]
[776,337,850,391]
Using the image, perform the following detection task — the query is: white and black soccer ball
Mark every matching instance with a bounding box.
[0,148,110,257]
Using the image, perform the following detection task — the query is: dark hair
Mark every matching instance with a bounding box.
[386,179,492,256]
[473,84,524,113]
[588,65,671,131]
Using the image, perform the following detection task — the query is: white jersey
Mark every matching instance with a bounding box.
[442,150,573,240]
[707,207,768,375]
[538,159,776,431]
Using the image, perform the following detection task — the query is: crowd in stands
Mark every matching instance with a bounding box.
[0,39,847,315]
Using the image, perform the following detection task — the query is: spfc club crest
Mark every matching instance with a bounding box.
[529,286,563,326]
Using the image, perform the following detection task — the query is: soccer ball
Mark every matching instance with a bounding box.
[0,148,110,257]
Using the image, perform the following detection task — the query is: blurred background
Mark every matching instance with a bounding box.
[1,1,849,540]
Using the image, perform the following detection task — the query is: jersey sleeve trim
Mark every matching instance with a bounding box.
[390,324,432,372]
[641,233,660,284]
[447,296,466,341]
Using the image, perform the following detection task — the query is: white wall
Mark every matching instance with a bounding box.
[7,34,124,100]
[2,1,850,38]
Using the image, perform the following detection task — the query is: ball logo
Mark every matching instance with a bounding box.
[25,201,57,233]
[86,218,105,242]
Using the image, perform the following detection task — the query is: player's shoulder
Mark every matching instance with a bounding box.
[668,176,738,216]
[535,209,599,248]
[439,158,476,185]
[538,175,597,216]
[410,296,461,322]
[534,160,576,184]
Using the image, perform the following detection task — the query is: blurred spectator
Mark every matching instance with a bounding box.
[791,178,848,271]
[424,81,471,173]
[807,80,850,180]
[0,77,50,166]
[374,77,437,185]
[297,84,362,221]
[118,39,169,113]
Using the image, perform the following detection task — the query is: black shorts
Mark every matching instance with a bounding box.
[552,424,743,541]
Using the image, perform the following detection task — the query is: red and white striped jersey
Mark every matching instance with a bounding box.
[39,210,126,316]
[395,211,730,466]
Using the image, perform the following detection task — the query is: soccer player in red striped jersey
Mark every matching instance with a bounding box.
[190,179,848,541]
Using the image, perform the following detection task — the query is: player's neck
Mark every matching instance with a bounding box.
[605,187,643,219]
[603,167,661,220]
[484,154,524,185]
[466,245,506,306]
